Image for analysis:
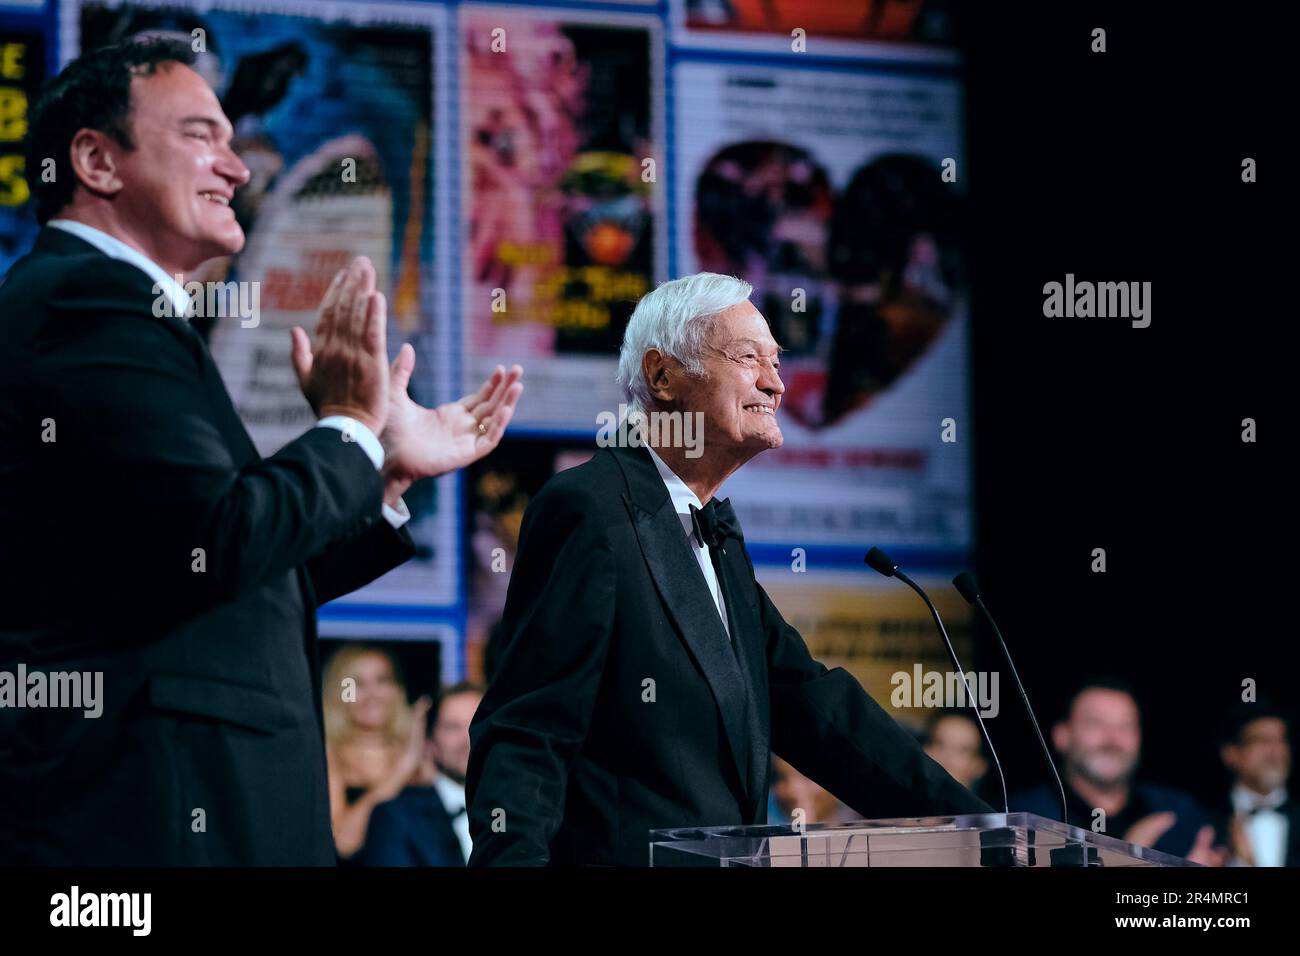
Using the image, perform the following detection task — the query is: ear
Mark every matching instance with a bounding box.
[67,127,125,199]
[642,348,674,404]
[1051,721,1068,753]
[1220,743,1237,770]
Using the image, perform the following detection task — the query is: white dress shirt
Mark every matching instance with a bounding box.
[645,444,729,638]
[47,219,408,529]
[1229,783,1289,868]
[433,775,471,864]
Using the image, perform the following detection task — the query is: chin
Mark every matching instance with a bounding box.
[742,430,782,453]
[180,237,242,272]
[215,228,246,256]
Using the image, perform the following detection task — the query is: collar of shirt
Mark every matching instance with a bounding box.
[48,219,191,319]
[432,774,465,815]
[1231,783,1288,815]
[643,442,731,636]
[645,443,705,518]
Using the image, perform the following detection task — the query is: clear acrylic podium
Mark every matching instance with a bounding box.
[649,812,1197,866]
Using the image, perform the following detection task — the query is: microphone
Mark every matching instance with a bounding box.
[953,571,1070,827]
[864,547,1008,814]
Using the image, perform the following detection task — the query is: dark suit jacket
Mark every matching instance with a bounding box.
[358,785,467,867]
[466,443,991,866]
[1012,782,1212,859]
[0,226,415,864]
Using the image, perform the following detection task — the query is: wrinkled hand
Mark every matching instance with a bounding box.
[379,351,523,500]
[290,257,389,436]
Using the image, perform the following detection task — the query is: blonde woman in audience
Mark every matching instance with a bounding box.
[323,644,432,860]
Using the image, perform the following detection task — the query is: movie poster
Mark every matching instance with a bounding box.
[71,0,457,608]
[460,5,665,430]
[0,27,43,277]
[674,61,970,559]
[463,437,596,682]
[756,567,976,733]
[671,0,960,62]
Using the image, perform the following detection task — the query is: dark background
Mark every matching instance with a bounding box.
[963,1,1290,808]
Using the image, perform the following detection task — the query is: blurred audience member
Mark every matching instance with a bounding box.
[322,645,431,861]
[922,709,988,793]
[1214,702,1297,866]
[1011,677,1226,865]
[767,756,854,827]
[361,683,485,866]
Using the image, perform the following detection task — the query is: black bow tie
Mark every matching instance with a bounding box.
[689,498,743,552]
[1243,797,1285,817]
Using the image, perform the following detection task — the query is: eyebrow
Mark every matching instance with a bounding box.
[178,115,233,140]
[723,338,785,356]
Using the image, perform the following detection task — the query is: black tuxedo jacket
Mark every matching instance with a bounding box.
[1212,798,1300,867]
[466,443,990,866]
[0,226,414,864]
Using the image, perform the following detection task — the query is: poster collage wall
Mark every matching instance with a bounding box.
[0,0,970,721]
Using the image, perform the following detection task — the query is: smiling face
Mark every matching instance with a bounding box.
[668,301,785,463]
[430,691,482,785]
[1055,689,1142,789]
[94,61,249,271]
[348,652,402,733]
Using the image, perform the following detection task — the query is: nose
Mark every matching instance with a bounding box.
[215,140,251,188]
[758,358,785,399]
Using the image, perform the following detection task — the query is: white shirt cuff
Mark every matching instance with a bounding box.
[382,497,411,529]
[316,416,384,470]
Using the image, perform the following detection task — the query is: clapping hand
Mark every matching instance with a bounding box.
[379,350,523,503]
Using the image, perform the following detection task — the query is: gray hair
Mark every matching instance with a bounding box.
[616,272,753,413]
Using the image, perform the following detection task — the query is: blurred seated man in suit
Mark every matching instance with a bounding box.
[1214,701,1297,867]
[1011,677,1225,865]
[466,272,991,866]
[361,682,484,866]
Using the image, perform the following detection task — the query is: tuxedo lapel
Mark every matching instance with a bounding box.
[612,445,758,806]
[716,543,770,821]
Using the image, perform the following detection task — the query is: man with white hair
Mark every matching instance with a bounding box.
[466,273,991,866]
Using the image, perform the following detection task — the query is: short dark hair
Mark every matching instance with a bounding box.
[921,707,980,747]
[426,681,486,735]
[1061,675,1140,723]
[1218,698,1290,747]
[25,38,196,224]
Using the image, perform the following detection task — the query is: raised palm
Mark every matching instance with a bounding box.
[381,345,523,487]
